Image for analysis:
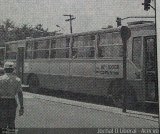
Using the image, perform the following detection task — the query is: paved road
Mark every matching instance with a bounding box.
[14,92,158,129]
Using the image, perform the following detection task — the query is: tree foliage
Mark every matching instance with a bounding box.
[0,19,56,46]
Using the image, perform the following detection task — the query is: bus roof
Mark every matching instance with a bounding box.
[5,22,155,44]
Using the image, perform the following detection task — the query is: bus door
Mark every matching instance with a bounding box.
[144,36,158,102]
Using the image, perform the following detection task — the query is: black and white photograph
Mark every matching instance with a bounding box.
[0,0,159,134]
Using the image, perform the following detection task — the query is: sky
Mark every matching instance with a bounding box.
[0,0,155,34]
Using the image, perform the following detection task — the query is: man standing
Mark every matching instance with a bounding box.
[0,62,24,133]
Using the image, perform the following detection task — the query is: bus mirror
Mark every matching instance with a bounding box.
[120,26,131,42]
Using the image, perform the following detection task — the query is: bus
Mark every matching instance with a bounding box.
[4,21,158,108]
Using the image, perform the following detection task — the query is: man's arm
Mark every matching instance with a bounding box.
[17,78,24,116]
[18,91,24,116]
[18,91,23,108]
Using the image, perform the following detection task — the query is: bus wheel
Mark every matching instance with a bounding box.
[28,75,39,93]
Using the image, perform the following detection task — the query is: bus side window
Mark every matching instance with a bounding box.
[66,38,70,58]
[51,39,56,48]
[132,37,142,68]
[112,32,122,44]
[66,38,70,47]
[97,34,103,57]
[33,40,49,59]
[145,38,155,71]
[50,39,56,58]
[72,35,95,59]
[50,38,69,58]
[6,43,18,60]
[25,41,34,59]
[98,32,122,58]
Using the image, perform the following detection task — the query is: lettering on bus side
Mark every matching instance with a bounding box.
[95,64,120,76]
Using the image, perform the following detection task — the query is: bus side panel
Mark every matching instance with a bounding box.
[70,59,123,78]
[127,80,145,102]
[95,59,123,78]
[27,73,114,97]
[49,59,70,76]
[24,60,50,74]
[70,60,95,77]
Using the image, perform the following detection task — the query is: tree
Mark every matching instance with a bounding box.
[0,19,15,46]
[2,19,15,41]
[0,19,56,42]
[33,24,49,37]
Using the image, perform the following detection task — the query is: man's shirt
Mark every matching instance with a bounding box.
[0,73,22,98]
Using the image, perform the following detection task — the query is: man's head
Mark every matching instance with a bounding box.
[4,61,15,73]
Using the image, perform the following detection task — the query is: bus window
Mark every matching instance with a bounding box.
[51,39,56,48]
[25,51,33,59]
[72,35,95,58]
[99,33,112,45]
[6,43,17,52]
[98,32,122,58]
[36,40,49,49]
[55,38,68,48]
[132,37,142,68]
[66,38,70,47]
[112,32,122,44]
[25,41,34,59]
[26,41,34,51]
[98,45,123,58]
[50,49,69,58]
[6,43,18,60]
[6,52,17,59]
[146,38,155,71]
[50,38,69,58]
[34,50,49,59]
[33,40,49,59]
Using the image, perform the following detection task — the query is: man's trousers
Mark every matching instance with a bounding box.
[0,98,17,129]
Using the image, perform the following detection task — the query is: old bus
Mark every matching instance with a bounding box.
[4,21,158,108]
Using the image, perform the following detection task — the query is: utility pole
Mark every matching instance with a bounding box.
[63,14,76,34]
[16,47,25,84]
[120,26,131,113]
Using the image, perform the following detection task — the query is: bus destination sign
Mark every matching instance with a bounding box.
[95,63,123,78]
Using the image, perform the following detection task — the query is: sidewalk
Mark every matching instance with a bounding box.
[24,92,159,123]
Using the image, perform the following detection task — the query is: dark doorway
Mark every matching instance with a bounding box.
[144,36,158,102]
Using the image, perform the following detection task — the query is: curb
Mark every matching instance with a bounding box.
[24,92,159,122]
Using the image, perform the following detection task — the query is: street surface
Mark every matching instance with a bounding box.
[15,92,158,128]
